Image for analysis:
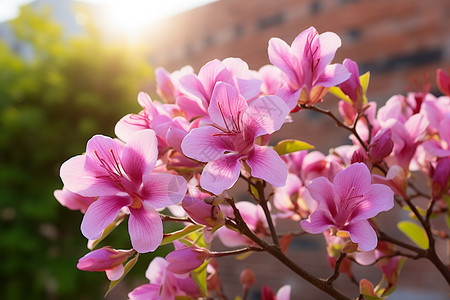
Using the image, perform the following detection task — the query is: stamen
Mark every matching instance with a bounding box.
[217,102,231,132]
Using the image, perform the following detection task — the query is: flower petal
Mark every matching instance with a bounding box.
[333,163,371,206]
[275,86,301,110]
[176,95,208,119]
[268,37,300,86]
[198,59,233,98]
[115,113,149,143]
[128,206,163,253]
[307,177,337,217]
[128,283,161,300]
[200,154,242,195]
[105,264,124,281]
[121,129,158,184]
[60,155,121,197]
[81,195,132,240]
[315,63,351,87]
[351,183,394,222]
[145,256,168,283]
[247,145,287,187]
[180,73,209,103]
[209,82,248,128]
[181,126,232,162]
[346,219,378,251]
[141,173,187,209]
[300,209,334,234]
[316,31,342,72]
[242,95,289,137]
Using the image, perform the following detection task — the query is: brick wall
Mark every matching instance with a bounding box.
[144,0,450,101]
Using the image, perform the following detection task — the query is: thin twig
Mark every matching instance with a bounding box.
[327,252,347,283]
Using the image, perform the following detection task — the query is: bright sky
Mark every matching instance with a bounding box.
[0,0,216,28]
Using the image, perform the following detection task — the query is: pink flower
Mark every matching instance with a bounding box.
[268,26,350,108]
[77,246,134,280]
[301,163,394,251]
[128,256,200,300]
[115,92,176,154]
[155,65,193,104]
[60,130,187,253]
[177,58,261,119]
[181,82,289,195]
[54,187,96,213]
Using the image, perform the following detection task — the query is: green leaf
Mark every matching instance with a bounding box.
[397,221,429,249]
[274,139,314,156]
[360,71,370,103]
[161,224,203,246]
[191,260,209,297]
[105,254,139,296]
[329,86,352,103]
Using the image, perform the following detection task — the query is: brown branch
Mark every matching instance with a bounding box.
[326,252,347,284]
[224,198,352,300]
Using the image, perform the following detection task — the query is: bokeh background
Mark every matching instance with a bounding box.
[1,0,449,299]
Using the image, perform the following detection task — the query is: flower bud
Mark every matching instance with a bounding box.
[368,129,394,164]
[77,246,134,280]
[182,196,224,227]
[437,69,450,96]
[240,268,255,288]
[351,149,366,164]
[165,242,210,274]
[432,157,450,198]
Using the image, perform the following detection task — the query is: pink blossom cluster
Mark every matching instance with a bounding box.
[55,26,450,299]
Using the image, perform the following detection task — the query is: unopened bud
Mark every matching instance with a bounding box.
[351,150,366,164]
[240,268,255,288]
[182,196,224,227]
[432,157,450,198]
[77,246,134,280]
[368,129,393,164]
[437,69,450,96]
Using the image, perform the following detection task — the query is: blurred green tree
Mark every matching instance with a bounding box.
[0,5,154,299]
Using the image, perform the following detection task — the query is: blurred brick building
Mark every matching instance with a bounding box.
[146,0,450,101]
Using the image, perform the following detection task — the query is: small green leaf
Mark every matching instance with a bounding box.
[161,224,203,246]
[191,260,209,297]
[360,71,370,103]
[274,139,314,156]
[105,254,139,296]
[329,86,352,103]
[397,221,429,249]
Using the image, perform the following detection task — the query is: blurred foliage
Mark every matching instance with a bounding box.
[0,5,155,299]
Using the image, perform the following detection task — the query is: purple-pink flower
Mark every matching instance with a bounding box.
[268,26,350,108]
[60,129,187,253]
[181,82,289,195]
[300,163,394,251]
